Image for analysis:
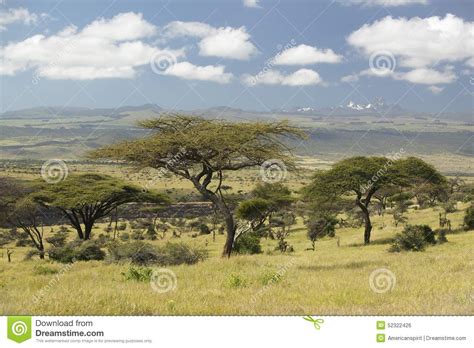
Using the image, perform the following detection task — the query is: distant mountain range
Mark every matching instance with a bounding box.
[0,98,472,122]
[0,103,163,118]
[276,97,406,116]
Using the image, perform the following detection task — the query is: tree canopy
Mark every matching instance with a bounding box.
[32,173,169,240]
[89,115,305,257]
[304,156,446,244]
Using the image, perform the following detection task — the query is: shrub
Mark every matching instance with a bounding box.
[145,225,157,240]
[24,249,43,260]
[108,241,206,266]
[49,240,105,263]
[46,231,68,247]
[198,223,211,235]
[75,240,106,261]
[122,266,153,282]
[464,206,474,230]
[436,229,448,244]
[233,233,262,255]
[389,225,436,252]
[260,271,282,286]
[48,244,76,263]
[442,201,457,213]
[306,215,338,250]
[108,241,158,265]
[16,238,34,247]
[96,234,109,247]
[226,273,246,288]
[156,242,207,266]
[119,232,130,241]
[131,229,145,240]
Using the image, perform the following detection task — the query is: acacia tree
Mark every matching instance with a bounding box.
[32,174,169,240]
[10,198,46,259]
[304,156,445,244]
[89,115,305,257]
[237,183,294,234]
[0,177,26,226]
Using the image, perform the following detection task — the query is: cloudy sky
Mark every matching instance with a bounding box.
[0,0,473,113]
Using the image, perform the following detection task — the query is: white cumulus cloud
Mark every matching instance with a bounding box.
[273,44,343,65]
[243,69,322,86]
[163,61,233,84]
[0,7,46,31]
[0,12,184,80]
[346,14,473,85]
[394,68,456,85]
[428,85,444,94]
[163,21,258,60]
[243,0,262,8]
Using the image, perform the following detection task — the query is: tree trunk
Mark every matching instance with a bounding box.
[222,211,236,258]
[356,198,372,245]
[84,221,93,240]
[362,208,372,244]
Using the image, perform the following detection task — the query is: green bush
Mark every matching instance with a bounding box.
[49,240,105,263]
[198,223,211,235]
[233,233,262,254]
[122,266,153,282]
[436,229,448,244]
[442,201,457,213]
[48,244,76,263]
[464,206,474,230]
[107,241,207,266]
[145,225,157,240]
[46,231,68,247]
[156,242,207,265]
[306,215,338,250]
[119,232,130,241]
[226,273,246,288]
[389,225,436,252]
[108,241,158,265]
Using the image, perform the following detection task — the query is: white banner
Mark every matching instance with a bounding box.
[1,316,472,347]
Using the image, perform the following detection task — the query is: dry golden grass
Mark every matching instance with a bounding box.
[1,203,473,316]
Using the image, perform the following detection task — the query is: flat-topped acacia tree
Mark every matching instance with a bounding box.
[89,115,305,257]
[304,156,446,245]
[32,173,169,240]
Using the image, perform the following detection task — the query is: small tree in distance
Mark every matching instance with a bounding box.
[32,174,169,240]
[89,115,305,257]
[304,156,445,245]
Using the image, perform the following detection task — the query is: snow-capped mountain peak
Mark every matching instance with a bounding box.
[346,97,387,111]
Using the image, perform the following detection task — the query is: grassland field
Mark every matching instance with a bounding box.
[0,161,473,316]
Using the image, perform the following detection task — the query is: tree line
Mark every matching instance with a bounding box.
[0,115,473,261]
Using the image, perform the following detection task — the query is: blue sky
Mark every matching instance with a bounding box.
[0,0,473,113]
